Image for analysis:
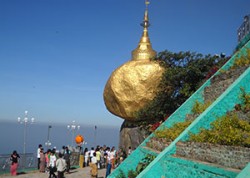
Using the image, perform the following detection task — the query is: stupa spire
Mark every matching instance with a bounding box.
[132,0,156,61]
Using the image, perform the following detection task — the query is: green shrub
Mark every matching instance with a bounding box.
[190,89,250,147]
[191,100,211,115]
[155,121,192,141]
[239,87,250,112]
[128,170,138,178]
[189,113,250,147]
[232,49,250,69]
[128,154,156,177]
[137,154,155,172]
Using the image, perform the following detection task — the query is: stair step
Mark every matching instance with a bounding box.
[172,155,241,173]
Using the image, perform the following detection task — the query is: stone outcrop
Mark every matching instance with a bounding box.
[119,120,151,153]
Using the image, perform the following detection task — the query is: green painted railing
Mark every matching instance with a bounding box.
[236,163,250,178]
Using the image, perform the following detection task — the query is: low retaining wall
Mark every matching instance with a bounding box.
[176,142,250,170]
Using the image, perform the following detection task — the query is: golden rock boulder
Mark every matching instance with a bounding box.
[103,2,165,121]
[103,60,164,121]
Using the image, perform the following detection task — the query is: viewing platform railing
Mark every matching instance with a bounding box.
[0,152,81,175]
[0,153,37,174]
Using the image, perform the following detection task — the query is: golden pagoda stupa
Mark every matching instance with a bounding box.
[103,0,165,122]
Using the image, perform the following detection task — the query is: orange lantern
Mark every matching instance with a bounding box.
[75,134,84,144]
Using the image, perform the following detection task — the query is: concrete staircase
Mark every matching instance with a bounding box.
[108,40,250,178]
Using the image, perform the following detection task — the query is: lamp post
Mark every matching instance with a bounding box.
[45,125,52,148]
[17,110,35,155]
[94,125,97,147]
[67,120,80,146]
[82,141,87,152]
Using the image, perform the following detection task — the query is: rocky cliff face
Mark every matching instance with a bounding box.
[119,120,151,153]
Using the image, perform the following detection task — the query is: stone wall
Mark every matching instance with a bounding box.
[176,142,250,170]
[204,66,248,102]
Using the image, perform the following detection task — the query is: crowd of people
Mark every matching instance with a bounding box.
[83,145,132,178]
[37,144,70,178]
[10,144,133,178]
[10,144,70,178]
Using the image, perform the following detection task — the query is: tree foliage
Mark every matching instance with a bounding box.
[135,50,228,121]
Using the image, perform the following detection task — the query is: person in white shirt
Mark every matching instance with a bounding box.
[84,148,89,167]
[110,146,116,169]
[49,151,57,178]
[37,144,42,170]
[56,153,66,178]
[89,147,95,161]
[90,152,98,178]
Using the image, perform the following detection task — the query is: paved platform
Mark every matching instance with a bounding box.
[0,167,108,178]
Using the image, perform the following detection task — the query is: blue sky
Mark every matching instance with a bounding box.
[0,0,249,127]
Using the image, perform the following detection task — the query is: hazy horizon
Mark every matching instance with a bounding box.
[0,121,120,155]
